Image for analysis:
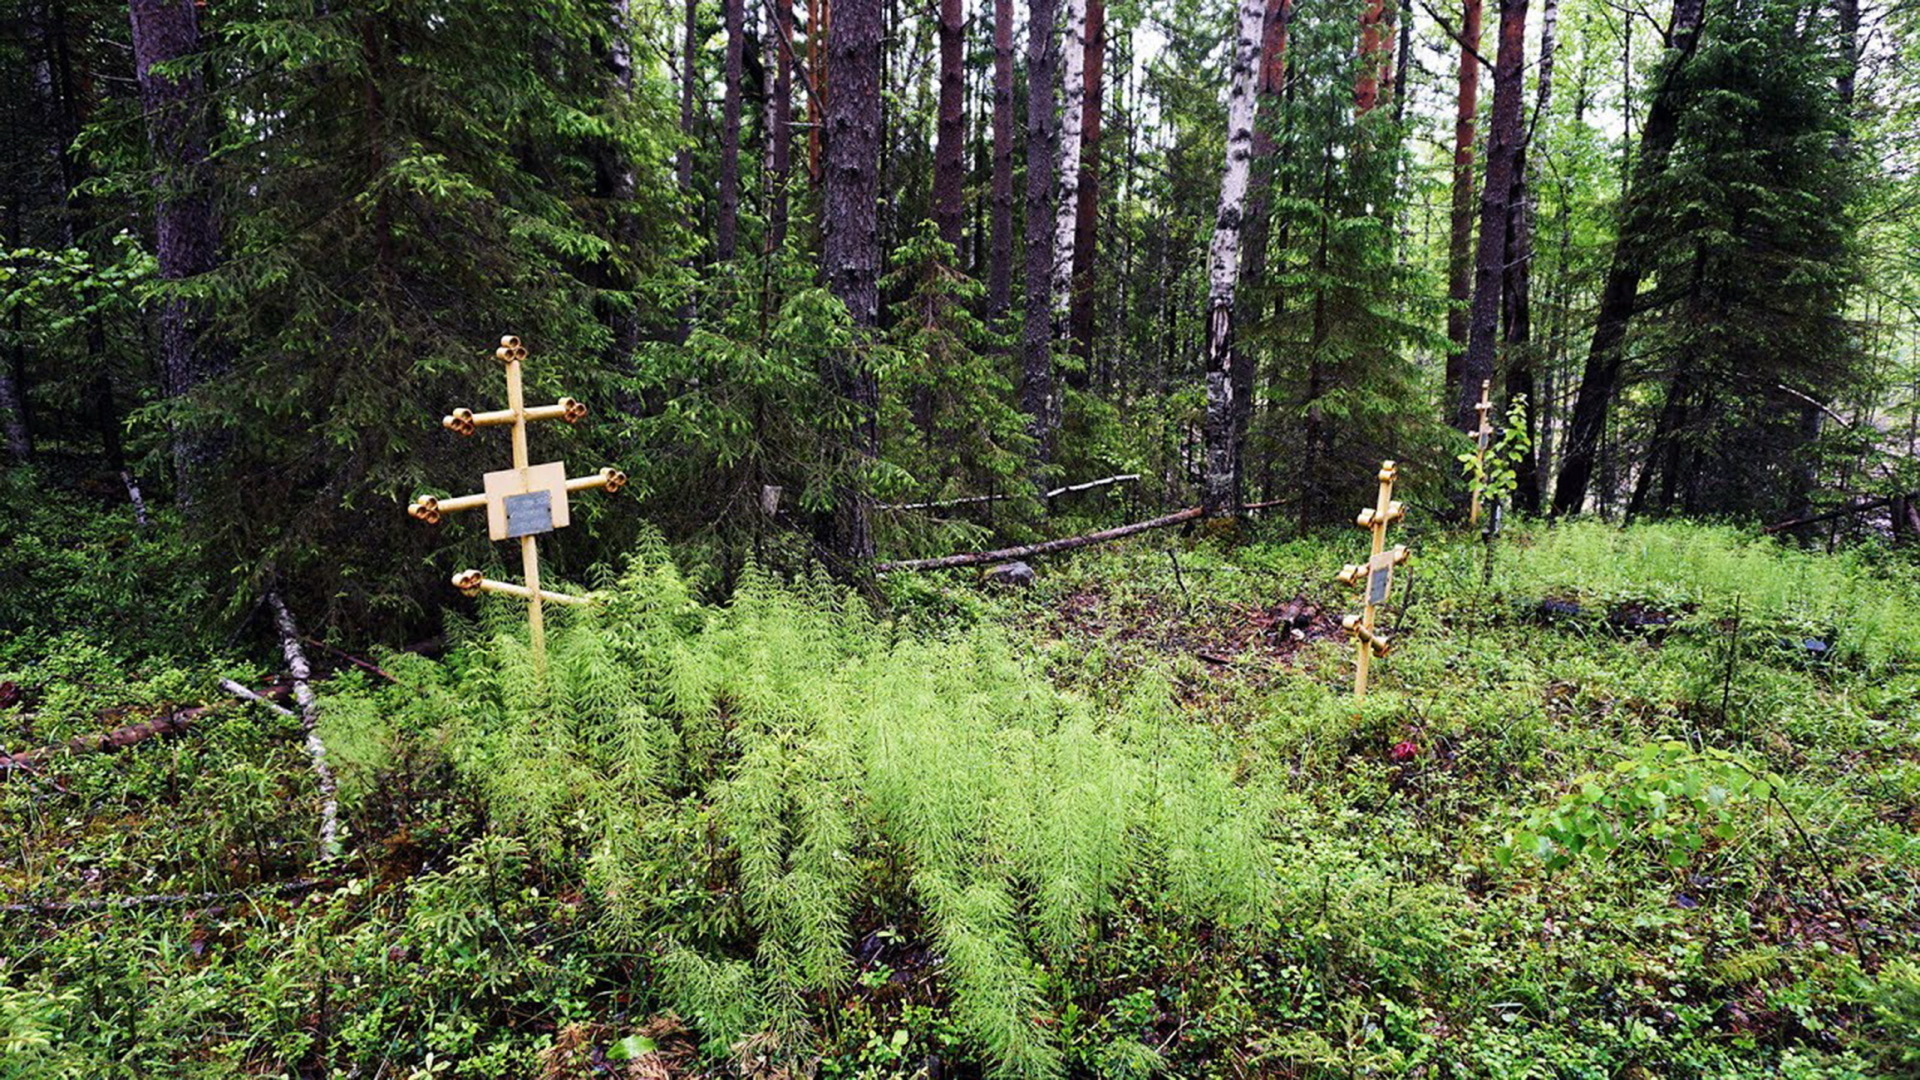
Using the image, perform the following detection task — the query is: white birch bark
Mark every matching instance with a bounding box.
[269,593,341,859]
[1049,0,1090,334]
[1200,0,1266,516]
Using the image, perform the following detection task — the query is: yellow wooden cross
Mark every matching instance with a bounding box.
[1469,378,1493,527]
[1336,460,1409,699]
[407,335,626,665]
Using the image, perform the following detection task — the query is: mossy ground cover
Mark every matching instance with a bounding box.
[2,508,1918,1079]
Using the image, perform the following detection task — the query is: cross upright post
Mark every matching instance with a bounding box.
[407,335,626,668]
[1336,460,1410,699]
[1470,379,1493,527]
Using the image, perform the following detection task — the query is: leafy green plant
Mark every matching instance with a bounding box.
[1496,741,1779,872]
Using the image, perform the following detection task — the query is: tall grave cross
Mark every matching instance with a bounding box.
[1469,378,1493,526]
[407,335,626,664]
[1336,460,1410,699]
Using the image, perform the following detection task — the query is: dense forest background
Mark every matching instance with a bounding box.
[1,0,1916,633]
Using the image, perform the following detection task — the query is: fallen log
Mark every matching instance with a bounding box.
[876,506,1204,572]
[879,473,1141,512]
[269,593,341,859]
[0,683,292,775]
[1762,492,1913,535]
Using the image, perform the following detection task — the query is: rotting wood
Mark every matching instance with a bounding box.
[269,592,341,859]
[0,684,291,774]
[876,506,1203,573]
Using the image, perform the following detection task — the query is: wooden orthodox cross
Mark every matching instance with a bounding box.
[407,335,625,665]
[1469,379,1493,527]
[1336,460,1409,699]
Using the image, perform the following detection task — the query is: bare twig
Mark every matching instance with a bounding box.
[876,507,1204,572]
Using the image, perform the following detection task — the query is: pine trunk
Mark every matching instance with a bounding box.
[718,0,744,260]
[1067,0,1106,371]
[1354,0,1389,113]
[1444,0,1483,412]
[823,0,882,559]
[1453,0,1525,436]
[680,0,698,194]
[770,0,794,247]
[1550,0,1705,515]
[1022,0,1061,467]
[1050,0,1089,339]
[933,0,965,250]
[1200,0,1265,517]
[130,0,223,501]
[989,0,1015,317]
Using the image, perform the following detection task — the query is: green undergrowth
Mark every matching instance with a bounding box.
[3,521,1918,1078]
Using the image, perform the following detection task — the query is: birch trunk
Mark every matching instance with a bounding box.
[1067,0,1106,371]
[1049,0,1089,337]
[1022,0,1061,467]
[988,0,1015,316]
[1200,0,1266,517]
[823,0,882,558]
[268,594,340,859]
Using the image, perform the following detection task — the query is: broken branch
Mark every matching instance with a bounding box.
[877,507,1203,572]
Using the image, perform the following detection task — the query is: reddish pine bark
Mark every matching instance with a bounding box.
[933,0,965,250]
[1354,0,1390,113]
[1444,0,1484,411]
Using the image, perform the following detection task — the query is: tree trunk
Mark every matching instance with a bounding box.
[1354,0,1390,114]
[129,0,223,502]
[1504,0,1554,514]
[1200,0,1265,517]
[932,0,965,250]
[1240,0,1289,324]
[1444,0,1484,413]
[989,0,1015,318]
[822,0,881,559]
[718,0,744,260]
[770,0,794,247]
[1067,0,1106,372]
[1453,0,1526,436]
[679,0,698,195]
[1022,0,1061,468]
[1050,0,1089,341]
[1550,0,1705,515]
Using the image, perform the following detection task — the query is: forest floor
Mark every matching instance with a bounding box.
[2,507,1918,1079]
